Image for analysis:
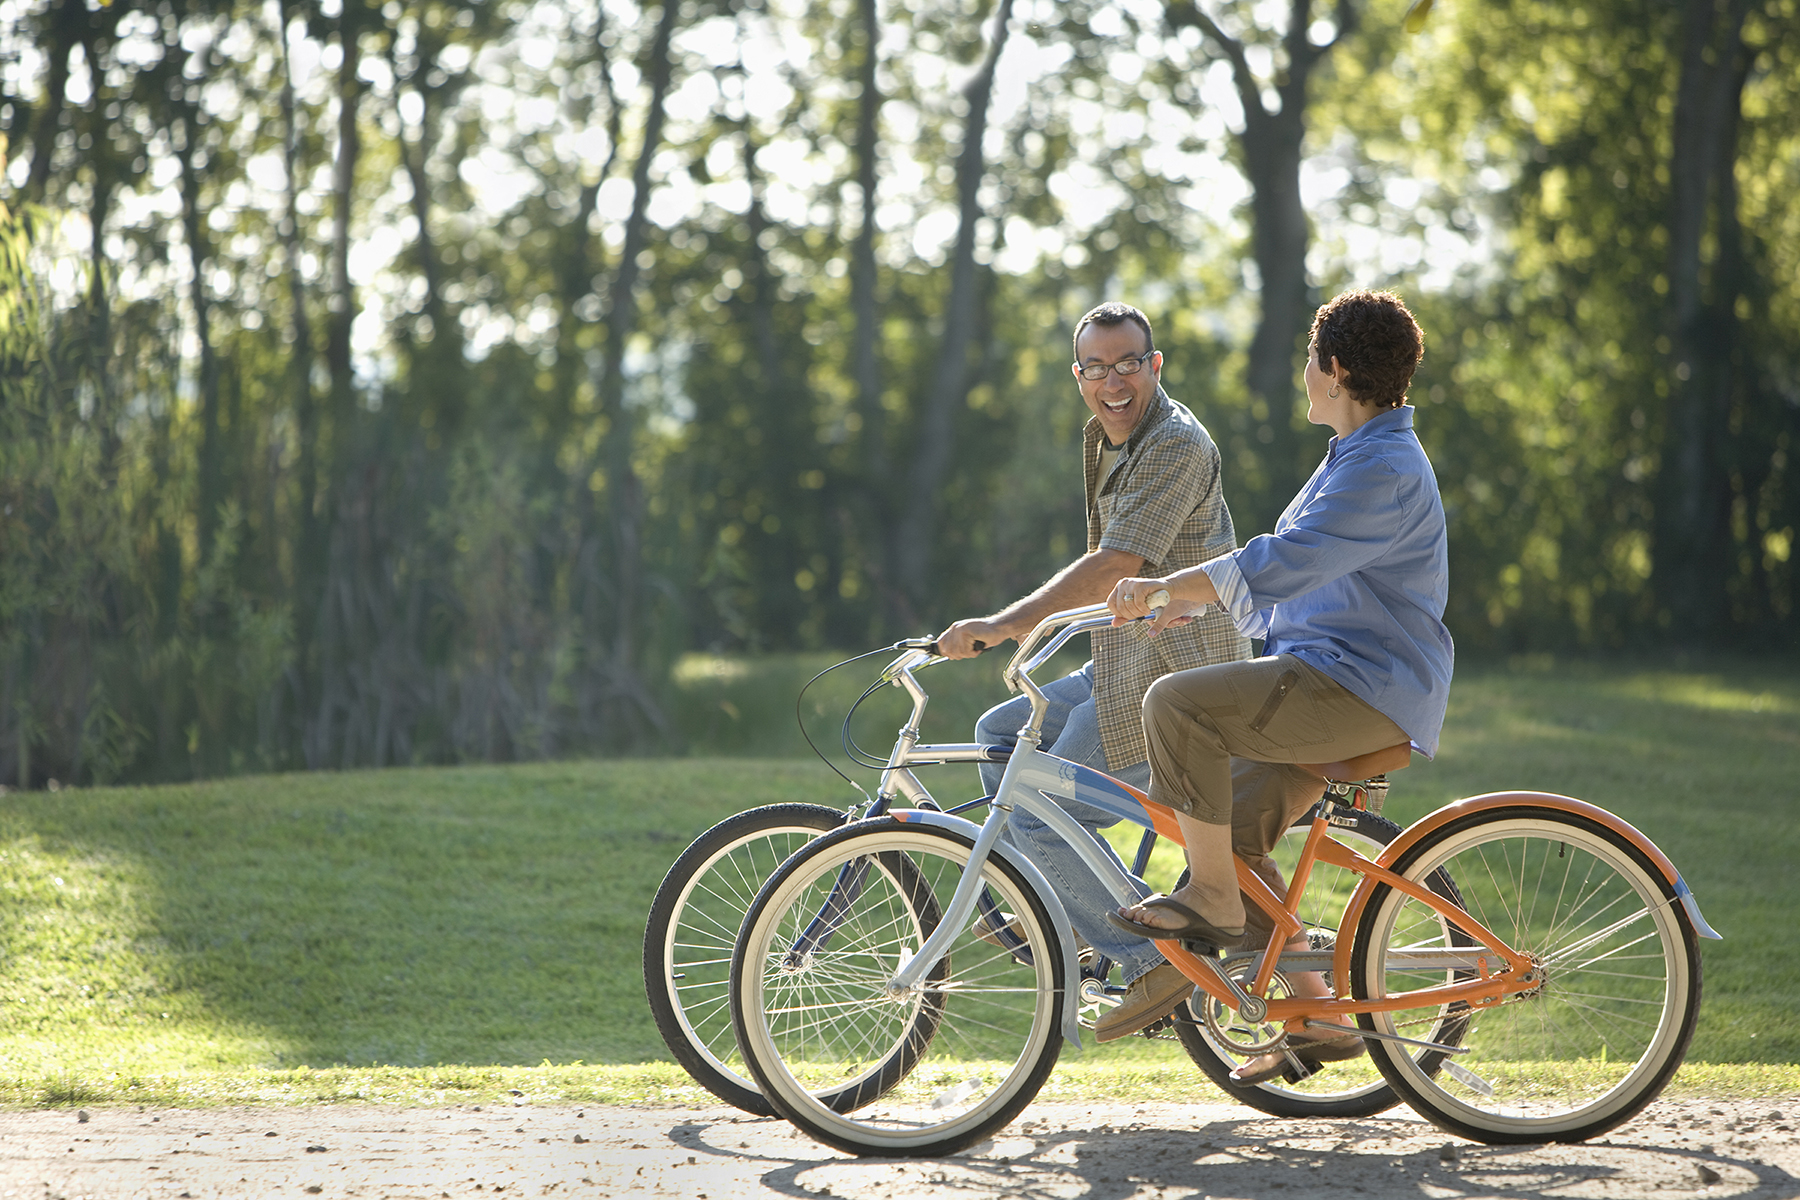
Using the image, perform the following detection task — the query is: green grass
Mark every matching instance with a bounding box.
[3,1059,1794,1112]
[1,654,1795,1108]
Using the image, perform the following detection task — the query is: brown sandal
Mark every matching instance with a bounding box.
[1105,896,1247,952]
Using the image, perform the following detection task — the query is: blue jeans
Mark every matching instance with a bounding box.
[975,663,1163,983]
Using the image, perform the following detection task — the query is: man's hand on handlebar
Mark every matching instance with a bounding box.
[1107,576,1203,636]
[933,617,1006,659]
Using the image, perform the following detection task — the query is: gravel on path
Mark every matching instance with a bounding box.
[2,1095,1796,1199]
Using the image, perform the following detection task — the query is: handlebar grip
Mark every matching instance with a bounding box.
[1145,588,1171,611]
[921,639,987,657]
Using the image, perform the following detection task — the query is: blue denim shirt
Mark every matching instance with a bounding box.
[1202,405,1453,756]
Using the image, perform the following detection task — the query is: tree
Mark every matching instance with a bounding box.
[1165,0,1359,514]
[589,0,682,747]
[884,0,1018,627]
[1654,0,1781,637]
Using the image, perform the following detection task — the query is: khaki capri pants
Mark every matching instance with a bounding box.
[1143,654,1410,944]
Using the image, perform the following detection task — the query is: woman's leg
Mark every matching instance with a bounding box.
[1116,656,1409,937]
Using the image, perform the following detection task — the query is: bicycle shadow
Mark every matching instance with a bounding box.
[667,1106,1793,1200]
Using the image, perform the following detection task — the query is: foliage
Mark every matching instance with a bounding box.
[1321,0,1800,644]
[0,0,1796,784]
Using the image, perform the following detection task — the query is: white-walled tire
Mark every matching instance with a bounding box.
[644,803,847,1114]
[1352,808,1701,1143]
[731,819,1066,1157]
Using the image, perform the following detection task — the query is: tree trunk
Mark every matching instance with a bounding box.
[741,137,788,400]
[1653,0,1755,638]
[276,0,319,624]
[547,11,625,749]
[1167,0,1357,515]
[325,4,363,472]
[846,0,893,633]
[888,0,1015,627]
[179,105,225,577]
[551,5,622,439]
[592,0,680,748]
[82,38,114,425]
[1239,98,1312,508]
[301,2,365,769]
[22,0,85,204]
[850,0,886,486]
[391,32,464,420]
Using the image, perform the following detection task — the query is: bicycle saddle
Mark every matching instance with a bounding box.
[1296,741,1412,783]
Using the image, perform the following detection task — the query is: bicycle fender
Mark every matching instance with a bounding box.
[1331,791,1722,990]
[886,808,1089,1049]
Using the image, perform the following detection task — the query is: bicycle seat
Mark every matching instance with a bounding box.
[1296,741,1412,782]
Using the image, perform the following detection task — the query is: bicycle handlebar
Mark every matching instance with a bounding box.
[884,589,1167,693]
[1002,591,1170,695]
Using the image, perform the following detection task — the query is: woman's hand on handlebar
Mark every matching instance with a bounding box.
[1108,575,1206,636]
[933,617,1005,659]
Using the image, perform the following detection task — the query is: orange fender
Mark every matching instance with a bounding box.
[1331,791,1720,991]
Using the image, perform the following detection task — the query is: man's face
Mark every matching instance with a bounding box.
[1074,321,1161,445]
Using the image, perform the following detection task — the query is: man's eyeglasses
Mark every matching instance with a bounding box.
[1075,350,1154,382]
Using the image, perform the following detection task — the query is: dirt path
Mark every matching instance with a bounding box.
[2,1095,1795,1199]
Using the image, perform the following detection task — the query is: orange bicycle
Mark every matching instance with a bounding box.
[727,601,1721,1156]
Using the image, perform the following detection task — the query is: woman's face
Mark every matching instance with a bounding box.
[1303,337,1345,428]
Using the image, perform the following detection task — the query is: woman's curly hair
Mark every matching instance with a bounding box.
[1309,290,1423,409]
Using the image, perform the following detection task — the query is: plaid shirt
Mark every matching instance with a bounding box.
[1085,387,1251,769]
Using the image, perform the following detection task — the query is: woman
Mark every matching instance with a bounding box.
[1103,289,1453,1084]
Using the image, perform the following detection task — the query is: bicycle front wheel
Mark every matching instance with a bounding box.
[643,803,848,1114]
[1351,807,1702,1143]
[731,819,1066,1157]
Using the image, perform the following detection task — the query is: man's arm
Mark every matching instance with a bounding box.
[934,547,1146,659]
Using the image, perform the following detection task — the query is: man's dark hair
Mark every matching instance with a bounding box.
[1309,290,1424,409]
[1073,302,1155,358]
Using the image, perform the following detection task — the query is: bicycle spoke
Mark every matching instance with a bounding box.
[1355,812,1697,1143]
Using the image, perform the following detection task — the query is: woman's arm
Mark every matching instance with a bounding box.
[1106,566,1221,635]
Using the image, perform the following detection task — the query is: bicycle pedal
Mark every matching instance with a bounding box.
[1177,938,1225,958]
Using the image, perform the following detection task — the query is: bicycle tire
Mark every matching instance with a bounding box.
[643,803,849,1115]
[1173,803,1425,1118]
[732,818,1066,1157]
[1351,807,1702,1144]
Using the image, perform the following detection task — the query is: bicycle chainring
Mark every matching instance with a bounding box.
[1199,968,1293,1056]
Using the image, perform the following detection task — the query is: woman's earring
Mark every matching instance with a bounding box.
[1328,383,1341,399]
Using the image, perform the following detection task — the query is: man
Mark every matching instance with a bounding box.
[936,301,1250,1041]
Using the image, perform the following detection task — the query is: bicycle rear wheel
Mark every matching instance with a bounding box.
[1176,803,1423,1118]
[1351,807,1701,1143]
[732,819,1066,1157]
[643,803,847,1114]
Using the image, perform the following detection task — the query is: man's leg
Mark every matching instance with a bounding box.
[975,664,1165,982]
[1020,698,1211,1043]
[1000,675,1164,983]
[974,665,1085,798]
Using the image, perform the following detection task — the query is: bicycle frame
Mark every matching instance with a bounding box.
[878,738,1536,1039]
[838,601,1720,1052]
